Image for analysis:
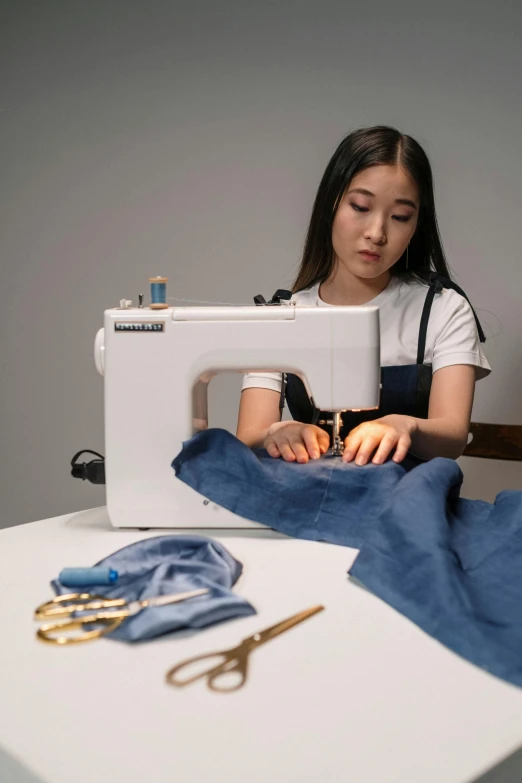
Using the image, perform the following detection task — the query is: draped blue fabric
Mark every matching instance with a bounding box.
[173,428,422,548]
[173,429,522,687]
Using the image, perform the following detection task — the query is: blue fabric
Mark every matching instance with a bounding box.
[173,428,421,548]
[349,464,522,686]
[173,428,522,687]
[52,535,256,642]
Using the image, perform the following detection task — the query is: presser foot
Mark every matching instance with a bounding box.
[318,411,345,457]
[330,437,344,457]
[331,411,344,457]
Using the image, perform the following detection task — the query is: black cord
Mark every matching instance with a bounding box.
[70,449,106,485]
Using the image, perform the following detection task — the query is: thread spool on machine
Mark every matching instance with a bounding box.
[149,276,169,310]
[117,276,168,310]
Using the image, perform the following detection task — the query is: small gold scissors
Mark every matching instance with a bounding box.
[34,589,209,645]
[165,604,324,692]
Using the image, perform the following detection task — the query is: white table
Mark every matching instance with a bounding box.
[2,507,522,783]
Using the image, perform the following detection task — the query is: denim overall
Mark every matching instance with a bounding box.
[261,274,485,444]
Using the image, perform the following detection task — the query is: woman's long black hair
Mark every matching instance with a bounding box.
[292,126,451,293]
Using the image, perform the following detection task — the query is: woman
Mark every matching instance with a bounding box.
[236,126,490,466]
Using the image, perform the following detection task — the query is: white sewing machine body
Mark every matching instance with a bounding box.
[95,303,381,529]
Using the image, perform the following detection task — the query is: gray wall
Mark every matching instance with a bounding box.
[1,0,521,529]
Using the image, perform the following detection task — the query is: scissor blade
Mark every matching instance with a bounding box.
[126,588,210,616]
[249,605,324,647]
[148,589,209,607]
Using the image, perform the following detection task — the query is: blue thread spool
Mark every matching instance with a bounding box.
[149,276,168,310]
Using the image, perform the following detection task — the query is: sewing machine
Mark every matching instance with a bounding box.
[95,303,381,528]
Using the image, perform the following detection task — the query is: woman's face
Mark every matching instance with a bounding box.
[331,164,419,280]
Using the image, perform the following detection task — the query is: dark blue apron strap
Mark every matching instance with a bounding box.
[279,373,287,418]
[416,280,442,365]
[424,272,486,343]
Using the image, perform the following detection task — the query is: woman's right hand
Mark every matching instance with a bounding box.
[263,421,330,463]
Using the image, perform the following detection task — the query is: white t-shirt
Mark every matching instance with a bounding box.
[242,276,491,394]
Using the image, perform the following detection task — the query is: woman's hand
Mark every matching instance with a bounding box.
[264,421,330,463]
[342,415,418,465]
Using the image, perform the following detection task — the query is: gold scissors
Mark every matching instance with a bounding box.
[34,589,209,645]
[165,604,324,692]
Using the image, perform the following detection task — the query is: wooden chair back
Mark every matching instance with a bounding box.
[463,423,522,461]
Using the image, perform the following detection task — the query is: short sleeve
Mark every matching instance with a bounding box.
[429,289,491,380]
[241,372,283,393]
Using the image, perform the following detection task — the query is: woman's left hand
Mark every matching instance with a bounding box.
[342,415,418,465]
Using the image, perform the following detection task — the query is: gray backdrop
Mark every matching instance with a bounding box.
[2,0,521,529]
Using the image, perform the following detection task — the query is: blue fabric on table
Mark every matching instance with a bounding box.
[349,461,522,687]
[173,428,522,687]
[172,428,422,548]
[52,535,256,642]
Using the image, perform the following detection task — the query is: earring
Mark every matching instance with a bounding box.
[405,245,409,270]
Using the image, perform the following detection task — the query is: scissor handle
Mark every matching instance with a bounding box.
[165,645,249,692]
[36,613,125,645]
[34,593,124,620]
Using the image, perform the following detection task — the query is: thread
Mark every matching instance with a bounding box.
[149,276,168,310]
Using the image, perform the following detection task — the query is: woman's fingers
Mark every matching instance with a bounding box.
[371,433,399,465]
[265,440,281,459]
[301,427,323,460]
[344,425,390,465]
[265,423,330,462]
[276,436,310,463]
[342,430,364,462]
[352,434,383,465]
[344,427,412,466]
[278,440,298,462]
[317,429,331,454]
[392,435,411,463]
[289,438,311,463]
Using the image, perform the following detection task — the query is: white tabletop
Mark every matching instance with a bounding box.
[1,507,522,783]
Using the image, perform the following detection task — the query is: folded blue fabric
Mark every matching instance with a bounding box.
[173,428,522,687]
[52,535,256,642]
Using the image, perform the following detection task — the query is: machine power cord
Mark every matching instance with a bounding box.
[71,450,106,484]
